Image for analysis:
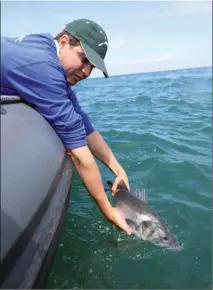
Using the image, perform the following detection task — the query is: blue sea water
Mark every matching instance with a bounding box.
[45,67,212,289]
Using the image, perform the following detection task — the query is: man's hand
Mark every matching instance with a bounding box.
[111,167,130,195]
[110,207,132,235]
[67,146,131,235]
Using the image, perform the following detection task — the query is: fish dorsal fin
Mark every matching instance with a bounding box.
[131,188,148,203]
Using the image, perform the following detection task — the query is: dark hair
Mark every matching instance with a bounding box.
[54,31,80,46]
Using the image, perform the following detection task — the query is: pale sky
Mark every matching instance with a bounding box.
[1,1,212,77]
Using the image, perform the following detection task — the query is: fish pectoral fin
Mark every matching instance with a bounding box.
[126,219,138,231]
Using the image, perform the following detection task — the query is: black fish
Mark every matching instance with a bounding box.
[107,180,182,251]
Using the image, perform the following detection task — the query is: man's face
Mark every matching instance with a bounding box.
[58,34,94,85]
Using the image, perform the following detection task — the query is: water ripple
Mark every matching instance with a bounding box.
[46,67,212,289]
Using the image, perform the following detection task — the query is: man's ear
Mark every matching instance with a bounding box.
[59,34,69,47]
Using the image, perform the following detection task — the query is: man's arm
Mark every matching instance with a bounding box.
[67,146,132,235]
[86,130,130,193]
[67,146,112,216]
[68,91,125,182]
[7,62,131,234]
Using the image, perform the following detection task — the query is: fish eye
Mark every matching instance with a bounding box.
[163,236,168,241]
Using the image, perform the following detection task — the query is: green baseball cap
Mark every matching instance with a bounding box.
[64,19,109,78]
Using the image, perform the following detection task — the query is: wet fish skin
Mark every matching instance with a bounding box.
[107,180,182,251]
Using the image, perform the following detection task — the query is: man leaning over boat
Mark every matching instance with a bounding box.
[1,18,132,235]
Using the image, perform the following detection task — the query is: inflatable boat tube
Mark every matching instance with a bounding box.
[0,97,73,289]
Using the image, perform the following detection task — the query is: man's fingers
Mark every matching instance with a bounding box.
[126,181,130,190]
[111,207,132,235]
[121,222,132,235]
[125,227,132,235]
[112,178,130,195]
[111,180,118,195]
[120,226,132,235]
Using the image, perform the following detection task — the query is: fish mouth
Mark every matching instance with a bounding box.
[157,235,182,251]
[160,240,182,251]
[166,243,182,251]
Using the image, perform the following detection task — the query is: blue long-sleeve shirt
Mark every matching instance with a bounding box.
[1,33,95,149]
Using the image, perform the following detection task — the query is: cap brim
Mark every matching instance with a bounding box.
[80,41,109,78]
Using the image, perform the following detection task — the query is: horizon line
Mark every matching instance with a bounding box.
[89,65,212,80]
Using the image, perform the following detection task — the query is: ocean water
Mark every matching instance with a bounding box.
[45,67,212,289]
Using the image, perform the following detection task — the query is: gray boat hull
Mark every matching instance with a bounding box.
[1,101,73,288]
